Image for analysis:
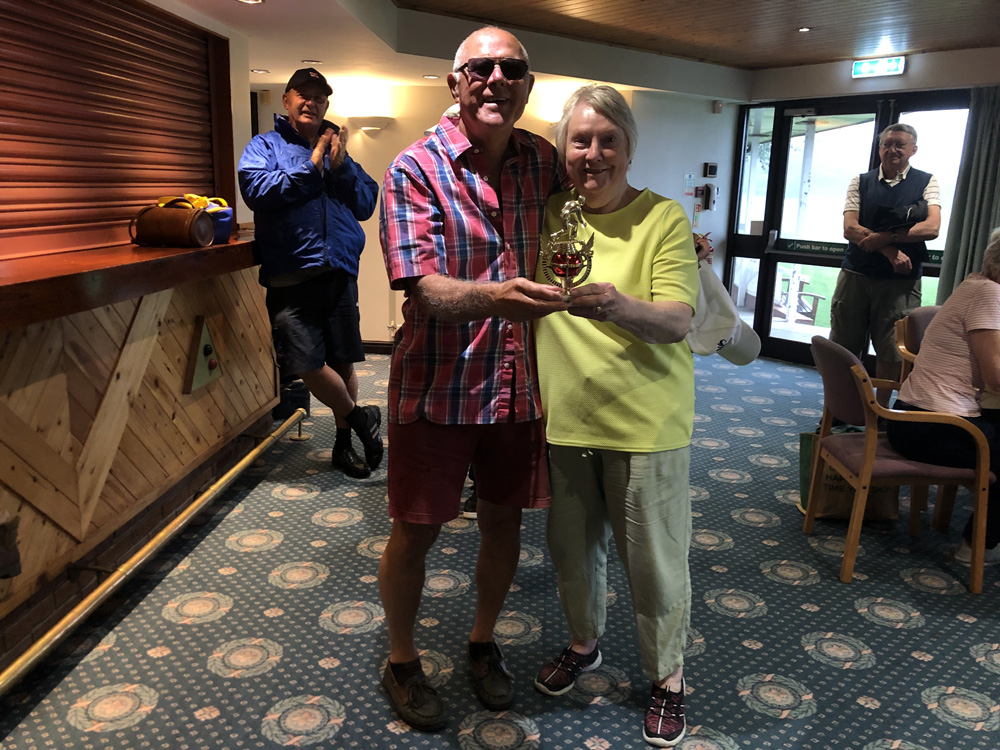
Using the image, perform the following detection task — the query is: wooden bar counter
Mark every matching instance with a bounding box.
[0,238,279,643]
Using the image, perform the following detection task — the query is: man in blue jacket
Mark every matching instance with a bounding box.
[239,68,382,478]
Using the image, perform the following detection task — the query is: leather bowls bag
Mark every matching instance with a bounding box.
[130,205,215,248]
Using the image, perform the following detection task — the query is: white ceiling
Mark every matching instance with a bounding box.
[170,0,482,91]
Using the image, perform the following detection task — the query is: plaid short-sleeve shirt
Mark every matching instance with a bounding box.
[379,116,563,425]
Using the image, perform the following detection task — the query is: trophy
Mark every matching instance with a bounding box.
[539,193,594,299]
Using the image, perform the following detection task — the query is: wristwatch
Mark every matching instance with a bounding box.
[890,231,899,242]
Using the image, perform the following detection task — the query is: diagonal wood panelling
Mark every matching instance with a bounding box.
[0,267,276,618]
[397,0,1000,70]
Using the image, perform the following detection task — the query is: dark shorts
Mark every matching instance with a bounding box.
[387,418,551,525]
[265,271,364,380]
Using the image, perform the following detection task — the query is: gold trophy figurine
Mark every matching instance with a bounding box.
[540,193,595,300]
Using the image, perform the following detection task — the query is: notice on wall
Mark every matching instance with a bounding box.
[683,172,695,197]
[692,202,701,229]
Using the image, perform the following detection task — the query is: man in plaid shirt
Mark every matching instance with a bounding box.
[378,26,567,731]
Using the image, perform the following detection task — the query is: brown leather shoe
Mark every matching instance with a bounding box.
[469,641,514,711]
[381,661,447,732]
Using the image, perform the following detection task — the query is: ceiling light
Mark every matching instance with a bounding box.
[235,0,264,4]
[798,27,810,33]
[301,59,323,65]
[423,74,440,80]
[251,69,269,74]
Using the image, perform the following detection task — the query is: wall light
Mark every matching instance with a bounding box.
[348,116,394,135]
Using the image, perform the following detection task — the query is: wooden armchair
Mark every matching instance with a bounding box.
[894,306,942,384]
[804,335,994,593]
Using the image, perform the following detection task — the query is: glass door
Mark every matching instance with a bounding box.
[725,92,970,364]
[769,112,876,346]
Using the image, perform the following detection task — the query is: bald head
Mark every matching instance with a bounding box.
[453,26,530,71]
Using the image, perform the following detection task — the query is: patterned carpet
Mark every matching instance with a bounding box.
[1,353,999,750]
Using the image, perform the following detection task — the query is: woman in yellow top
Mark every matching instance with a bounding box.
[533,84,699,748]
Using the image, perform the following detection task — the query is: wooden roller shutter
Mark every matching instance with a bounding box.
[0,0,231,260]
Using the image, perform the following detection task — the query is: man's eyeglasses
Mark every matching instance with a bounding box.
[456,57,529,83]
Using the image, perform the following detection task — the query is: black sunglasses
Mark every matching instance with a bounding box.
[457,57,529,82]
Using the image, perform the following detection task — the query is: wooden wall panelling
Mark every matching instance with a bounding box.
[167,286,247,430]
[0,270,276,621]
[0,439,80,540]
[141,357,210,460]
[214,271,274,396]
[207,277,269,407]
[78,289,173,533]
[0,324,52,401]
[171,283,253,424]
[199,276,266,412]
[62,309,124,401]
[232,267,278,404]
[153,301,224,446]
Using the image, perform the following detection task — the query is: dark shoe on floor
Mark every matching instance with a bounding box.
[355,405,384,470]
[643,679,686,747]
[331,444,371,479]
[533,645,601,696]
[469,641,514,711]
[462,493,478,520]
[382,662,447,732]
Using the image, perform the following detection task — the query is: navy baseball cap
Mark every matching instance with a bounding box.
[285,67,332,96]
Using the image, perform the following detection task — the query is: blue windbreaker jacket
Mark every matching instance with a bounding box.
[238,114,378,283]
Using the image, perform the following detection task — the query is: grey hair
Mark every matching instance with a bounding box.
[981,226,1000,282]
[879,123,918,146]
[453,26,530,70]
[554,84,638,162]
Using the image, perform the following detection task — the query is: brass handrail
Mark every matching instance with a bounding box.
[0,408,306,697]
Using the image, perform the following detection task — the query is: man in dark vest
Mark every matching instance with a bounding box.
[831,123,941,404]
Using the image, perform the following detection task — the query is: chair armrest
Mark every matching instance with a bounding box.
[851,363,992,464]
[870,377,899,390]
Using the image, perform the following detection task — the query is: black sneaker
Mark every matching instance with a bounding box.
[534,645,601,696]
[353,405,383,470]
[469,642,514,711]
[331,444,370,479]
[462,492,478,520]
[382,662,447,732]
[643,679,686,747]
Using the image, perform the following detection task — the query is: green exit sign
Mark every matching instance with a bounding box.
[852,57,906,79]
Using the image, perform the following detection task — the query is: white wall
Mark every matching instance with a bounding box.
[750,47,1000,102]
[629,91,740,280]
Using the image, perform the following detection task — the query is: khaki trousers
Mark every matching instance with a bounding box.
[546,444,692,681]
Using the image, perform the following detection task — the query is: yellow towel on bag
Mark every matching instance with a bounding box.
[157,194,229,213]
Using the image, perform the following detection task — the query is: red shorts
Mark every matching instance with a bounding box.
[387,418,551,525]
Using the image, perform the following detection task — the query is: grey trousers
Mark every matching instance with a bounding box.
[546,444,692,681]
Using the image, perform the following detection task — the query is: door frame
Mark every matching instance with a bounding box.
[724,89,970,365]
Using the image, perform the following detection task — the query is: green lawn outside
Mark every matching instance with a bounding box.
[775,261,940,329]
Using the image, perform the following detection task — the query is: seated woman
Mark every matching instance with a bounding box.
[532,84,699,748]
[886,227,1000,563]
